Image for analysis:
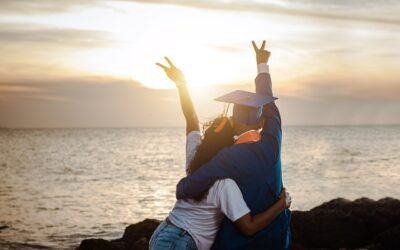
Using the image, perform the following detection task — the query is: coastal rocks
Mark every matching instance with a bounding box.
[291,197,400,249]
[121,219,161,247]
[76,198,400,250]
[77,219,160,250]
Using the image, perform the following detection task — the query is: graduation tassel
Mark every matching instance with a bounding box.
[214,104,231,133]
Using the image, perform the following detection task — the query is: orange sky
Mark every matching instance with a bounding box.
[0,0,399,127]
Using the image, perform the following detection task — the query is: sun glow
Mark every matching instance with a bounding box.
[21,1,267,89]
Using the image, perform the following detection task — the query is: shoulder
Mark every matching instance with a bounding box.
[208,178,241,203]
[185,130,202,171]
[214,178,240,193]
[186,130,201,143]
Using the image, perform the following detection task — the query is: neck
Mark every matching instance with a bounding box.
[235,128,252,136]
[233,122,261,135]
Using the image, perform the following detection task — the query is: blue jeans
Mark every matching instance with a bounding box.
[149,221,197,250]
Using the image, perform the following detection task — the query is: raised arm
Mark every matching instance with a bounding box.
[252,41,282,154]
[156,57,199,134]
[252,40,273,96]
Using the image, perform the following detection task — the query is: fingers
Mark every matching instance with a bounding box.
[156,56,175,70]
[285,191,292,207]
[252,40,267,51]
[260,40,266,50]
[252,40,258,51]
[155,63,168,70]
[164,56,175,67]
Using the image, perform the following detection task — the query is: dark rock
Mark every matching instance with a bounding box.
[76,197,400,250]
[292,197,400,249]
[374,225,400,249]
[122,219,160,246]
[132,237,149,250]
[76,219,160,250]
[76,239,127,250]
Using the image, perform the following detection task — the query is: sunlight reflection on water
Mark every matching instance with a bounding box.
[0,126,399,249]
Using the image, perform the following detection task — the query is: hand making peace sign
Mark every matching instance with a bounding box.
[156,57,186,86]
[252,40,271,64]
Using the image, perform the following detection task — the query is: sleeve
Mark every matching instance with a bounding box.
[255,70,282,161]
[216,179,250,222]
[185,131,201,174]
[176,149,237,200]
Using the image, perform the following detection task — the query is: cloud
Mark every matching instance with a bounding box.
[0,0,100,14]
[0,23,115,48]
[1,0,399,26]
[278,95,400,126]
[127,0,400,26]
[0,84,42,93]
[284,78,400,101]
[1,76,400,127]
[208,44,247,53]
[0,77,184,127]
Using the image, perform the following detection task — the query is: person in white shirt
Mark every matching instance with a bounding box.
[149,51,292,250]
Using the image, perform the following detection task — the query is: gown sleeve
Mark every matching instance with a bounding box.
[255,72,282,162]
[176,148,238,200]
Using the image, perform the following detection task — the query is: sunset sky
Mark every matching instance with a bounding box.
[0,0,399,127]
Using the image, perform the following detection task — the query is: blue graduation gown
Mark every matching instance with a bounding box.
[175,72,291,249]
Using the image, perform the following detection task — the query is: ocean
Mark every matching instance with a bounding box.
[0,126,399,249]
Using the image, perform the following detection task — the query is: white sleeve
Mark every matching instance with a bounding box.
[257,63,269,74]
[185,131,201,175]
[216,179,250,222]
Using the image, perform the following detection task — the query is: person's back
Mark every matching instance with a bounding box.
[169,178,248,250]
[210,128,290,249]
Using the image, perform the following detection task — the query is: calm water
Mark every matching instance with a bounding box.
[0,126,399,249]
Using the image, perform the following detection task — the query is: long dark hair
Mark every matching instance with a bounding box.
[187,116,235,201]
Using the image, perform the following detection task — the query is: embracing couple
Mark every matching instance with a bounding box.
[150,40,292,250]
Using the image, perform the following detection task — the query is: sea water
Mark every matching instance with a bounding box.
[0,126,399,249]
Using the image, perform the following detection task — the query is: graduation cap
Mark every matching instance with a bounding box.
[215,90,277,125]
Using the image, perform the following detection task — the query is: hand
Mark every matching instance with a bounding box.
[156,57,186,86]
[252,40,270,64]
[278,187,292,208]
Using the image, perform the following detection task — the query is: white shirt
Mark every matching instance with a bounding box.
[168,131,250,250]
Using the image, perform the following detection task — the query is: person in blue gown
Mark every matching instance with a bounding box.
[175,40,291,249]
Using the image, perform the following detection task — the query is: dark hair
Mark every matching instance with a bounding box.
[187,116,235,201]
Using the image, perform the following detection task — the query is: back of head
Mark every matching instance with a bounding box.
[232,105,263,135]
[214,90,276,135]
[188,116,235,175]
[187,116,235,201]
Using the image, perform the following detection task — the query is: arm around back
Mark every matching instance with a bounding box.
[176,148,237,199]
[216,178,290,237]
[234,188,290,236]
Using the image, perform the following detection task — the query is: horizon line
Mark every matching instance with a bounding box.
[1,124,400,129]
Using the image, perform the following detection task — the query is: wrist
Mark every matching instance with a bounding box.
[257,63,269,74]
[278,198,286,209]
[175,79,187,88]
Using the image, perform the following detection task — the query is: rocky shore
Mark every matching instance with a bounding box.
[76,197,400,250]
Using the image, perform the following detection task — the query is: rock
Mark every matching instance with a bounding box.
[132,237,149,250]
[374,224,400,249]
[76,219,160,250]
[121,219,160,246]
[76,239,127,250]
[292,197,400,249]
[76,197,400,250]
